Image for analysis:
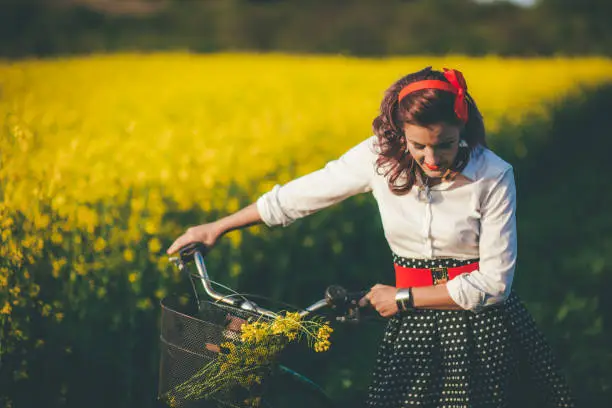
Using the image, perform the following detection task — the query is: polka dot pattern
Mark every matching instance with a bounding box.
[392,255,480,269]
[366,256,575,408]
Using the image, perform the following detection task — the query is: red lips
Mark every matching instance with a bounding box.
[424,163,440,171]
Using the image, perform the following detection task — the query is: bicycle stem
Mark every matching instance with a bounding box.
[193,251,236,306]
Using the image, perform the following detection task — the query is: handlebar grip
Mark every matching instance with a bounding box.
[347,290,368,301]
[349,290,370,308]
[178,242,209,264]
[325,285,347,307]
[325,286,370,309]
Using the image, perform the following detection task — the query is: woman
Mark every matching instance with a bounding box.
[167,67,574,407]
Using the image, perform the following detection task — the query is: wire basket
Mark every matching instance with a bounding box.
[158,296,280,408]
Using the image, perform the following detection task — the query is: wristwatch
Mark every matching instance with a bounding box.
[395,288,414,312]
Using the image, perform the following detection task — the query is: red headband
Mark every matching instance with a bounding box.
[397,68,469,123]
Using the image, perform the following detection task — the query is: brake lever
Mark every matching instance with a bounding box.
[168,256,184,271]
[334,290,370,324]
[169,242,209,271]
[336,307,361,323]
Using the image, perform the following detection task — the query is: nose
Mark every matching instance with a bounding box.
[423,149,440,167]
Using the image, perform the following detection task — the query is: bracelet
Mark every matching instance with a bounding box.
[395,287,414,312]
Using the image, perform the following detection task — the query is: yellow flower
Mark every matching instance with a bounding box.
[313,322,333,352]
[97,287,107,299]
[240,321,269,344]
[144,220,158,234]
[166,395,178,407]
[317,324,333,340]
[35,214,50,229]
[270,311,301,340]
[155,288,166,299]
[93,237,107,252]
[74,263,87,276]
[244,396,262,408]
[51,231,63,244]
[123,248,135,262]
[230,262,242,278]
[148,238,162,253]
[29,283,40,298]
[0,302,11,315]
[227,230,242,249]
[314,339,331,353]
[41,304,52,316]
[136,298,152,310]
[52,257,67,278]
[76,206,98,232]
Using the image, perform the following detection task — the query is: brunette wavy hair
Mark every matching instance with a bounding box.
[373,66,486,195]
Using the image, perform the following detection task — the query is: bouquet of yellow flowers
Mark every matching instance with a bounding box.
[161,309,333,408]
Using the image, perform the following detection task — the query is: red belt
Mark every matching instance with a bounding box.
[395,262,479,288]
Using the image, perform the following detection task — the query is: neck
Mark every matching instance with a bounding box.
[418,169,442,187]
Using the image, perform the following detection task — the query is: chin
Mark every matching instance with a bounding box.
[423,168,445,177]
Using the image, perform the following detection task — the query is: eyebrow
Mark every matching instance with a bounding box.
[408,138,456,147]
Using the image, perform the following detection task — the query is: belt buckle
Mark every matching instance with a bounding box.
[431,267,449,285]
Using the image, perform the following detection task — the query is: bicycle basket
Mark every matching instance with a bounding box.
[158,296,282,408]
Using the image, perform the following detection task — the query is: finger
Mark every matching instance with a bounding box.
[166,239,181,255]
[358,295,370,308]
[167,235,190,255]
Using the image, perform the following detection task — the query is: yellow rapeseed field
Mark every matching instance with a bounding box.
[0,53,611,373]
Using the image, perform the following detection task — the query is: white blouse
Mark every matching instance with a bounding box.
[256,136,517,312]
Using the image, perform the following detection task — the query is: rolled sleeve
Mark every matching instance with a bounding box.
[446,167,517,312]
[256,137,376,227]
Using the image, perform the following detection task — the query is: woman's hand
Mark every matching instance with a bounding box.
[166,202,263,256]
[366,284,399,318]
[166,222,225,255]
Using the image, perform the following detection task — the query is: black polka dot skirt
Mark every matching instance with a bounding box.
[365,256,575,408]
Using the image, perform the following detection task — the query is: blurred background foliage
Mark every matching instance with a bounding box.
[1,1,612,408]
[1,0,611,58]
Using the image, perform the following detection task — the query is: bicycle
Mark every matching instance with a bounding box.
[157,243,380,408]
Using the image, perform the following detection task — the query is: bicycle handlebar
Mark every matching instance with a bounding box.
[169,242,369,321]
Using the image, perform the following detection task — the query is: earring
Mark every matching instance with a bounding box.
[459,139,468,148]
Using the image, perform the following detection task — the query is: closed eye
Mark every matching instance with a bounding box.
[411,141,453,150]
[437,142,453,149]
